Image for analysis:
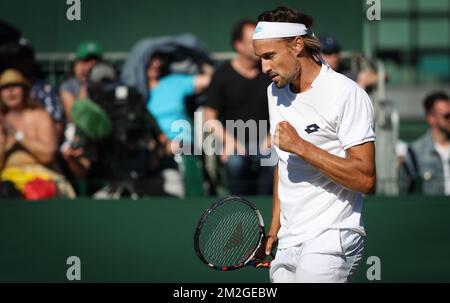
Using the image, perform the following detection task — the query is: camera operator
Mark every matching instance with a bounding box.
[63,62,172,197]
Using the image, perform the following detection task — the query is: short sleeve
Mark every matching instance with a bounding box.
[59,80,70,94]
[168,74,195,96]
[59,78,79,97]
[337,85,376,150]
[32,82,65,122]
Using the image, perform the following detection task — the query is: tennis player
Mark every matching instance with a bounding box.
[253,7,376,283]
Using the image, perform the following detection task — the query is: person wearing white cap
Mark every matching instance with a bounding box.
[253,7,376,283]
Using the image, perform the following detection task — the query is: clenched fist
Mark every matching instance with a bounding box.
[274,121,306,156]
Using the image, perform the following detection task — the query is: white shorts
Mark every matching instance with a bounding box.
[269,229,364,283]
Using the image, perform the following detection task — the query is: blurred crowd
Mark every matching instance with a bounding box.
[0,19,449,200]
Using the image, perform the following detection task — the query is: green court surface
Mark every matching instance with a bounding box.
[0,195,449,283]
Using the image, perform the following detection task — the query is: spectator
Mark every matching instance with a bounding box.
[61,62,170,198]
[144,51,214,197]
[319,36,342,71]
[0,69,75,198]
[203,20,273,195]
[146,51,213,153]
[30,79,65,140]
[59,41,102,163]
[0,21,65,139]
[404,91,450,195]
[319,35,378,92]
[60,41,102,122]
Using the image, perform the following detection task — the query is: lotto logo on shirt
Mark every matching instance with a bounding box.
[304,124,320,134]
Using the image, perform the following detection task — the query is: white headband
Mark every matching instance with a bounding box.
[252,21,310,40]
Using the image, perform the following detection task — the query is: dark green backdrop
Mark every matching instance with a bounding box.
[0,0,364,53]
[1,195,449,282]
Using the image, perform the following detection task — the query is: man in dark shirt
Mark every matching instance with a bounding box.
[204,20,273,195]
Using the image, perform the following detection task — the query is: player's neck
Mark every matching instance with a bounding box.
[290,57,322,94]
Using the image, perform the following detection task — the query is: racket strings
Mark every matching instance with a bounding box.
[203,212,243,263]
[202,210,247,263]
[199,200,261,267]
[203,212,256,266]
[223,212,260,265]
[215,212,255,266]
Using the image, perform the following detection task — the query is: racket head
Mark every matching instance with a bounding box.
[194,195,266,271]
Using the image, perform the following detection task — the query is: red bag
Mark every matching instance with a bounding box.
[23,178,57,200]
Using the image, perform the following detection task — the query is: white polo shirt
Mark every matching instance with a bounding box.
[268,64,375,249]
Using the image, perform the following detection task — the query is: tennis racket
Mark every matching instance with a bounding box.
[194,195,274,271]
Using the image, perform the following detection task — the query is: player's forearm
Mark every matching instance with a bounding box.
[268,164,281,237]
[295,141,376,195]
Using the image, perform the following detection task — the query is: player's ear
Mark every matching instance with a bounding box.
[292,36,304,56]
